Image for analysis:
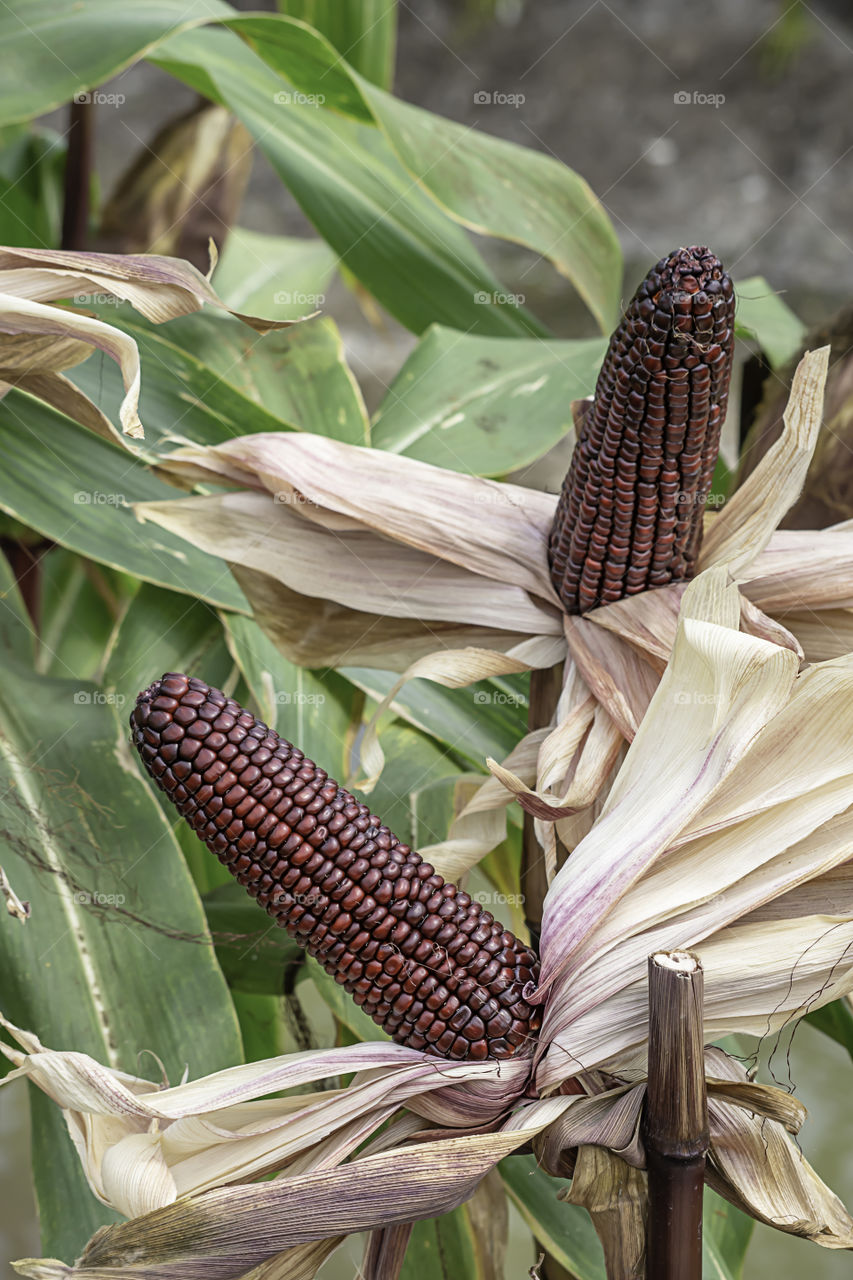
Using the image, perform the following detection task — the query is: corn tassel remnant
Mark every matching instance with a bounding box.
[549,246,735,615]
[131,674,540,1062]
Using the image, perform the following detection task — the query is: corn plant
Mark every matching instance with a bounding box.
[0,4,851,1280]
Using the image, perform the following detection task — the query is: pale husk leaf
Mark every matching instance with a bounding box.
[700,347,829,576]
[737,592,804,658]
[161,432,561,601]
[100,1130,178,1219]
[17,1116,567,1280]
[0,369,125,445]
[742,526,853,613]
[361,1224,413,1280]
[0,331,92,373]
[481,657,621,865]
[230,563,525,670]
[563,613,660,742]
[544,910,853,1083]
[136,490,560,636]
[0,247,299,445]
[536,653,853,1060]
[563,1145,646,1279]
[355,633,563,791]
[583,583,686,674]
[234,1239,341,1280]
[0,292,143,437]
[0,246,293,332]
[12,1241,341,1280]
[771,607,853,662]
[534,1083,647,1175]
[486,706,622,823]
[707,1086,853,1248]
[536,568,799,1002]
[1,1014,533,1216]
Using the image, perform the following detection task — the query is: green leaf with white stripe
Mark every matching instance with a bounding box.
[227,13,622,332]
[341,667,528,769]
[152,26,546,339]
[0,655,243,1259]
[0,390,248,612]
[69,310,369,449]
[371,328,606,475]
[0,545,35,663]
[501,1155,606,1280]
[102,581,238,895]
[211,227,338,322]
[36,549,130,681]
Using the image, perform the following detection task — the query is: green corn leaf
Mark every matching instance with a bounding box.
[371,327,606,475]
[222,612,361,784]
[203,880,302,996]
[734,275,806,369]
[501,1155,606,1280]
[0,390,248,612]
[805,997,853,1064]
[0,655,243,1258]
[152,26,548,338]
[276,0,397,90]
[212,228,338,323]
[228,13,622,332]
[0,0,232,125]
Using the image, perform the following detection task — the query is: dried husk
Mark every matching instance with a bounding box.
[0,245,297,444]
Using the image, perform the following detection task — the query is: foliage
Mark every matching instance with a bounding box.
[0,2,818,1276]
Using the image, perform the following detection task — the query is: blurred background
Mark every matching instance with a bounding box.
[361,0,850,336]
[32,0,853,406]
[3,1,853,1276]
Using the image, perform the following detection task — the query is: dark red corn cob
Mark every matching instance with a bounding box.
[549,246,735,615]
[131,674,540,1062]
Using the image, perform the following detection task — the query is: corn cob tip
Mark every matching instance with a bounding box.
[549,244,735,615]
[130,674,541,1062]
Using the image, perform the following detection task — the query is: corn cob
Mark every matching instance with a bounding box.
[549,246,735,615]
[131,674,541,1062]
